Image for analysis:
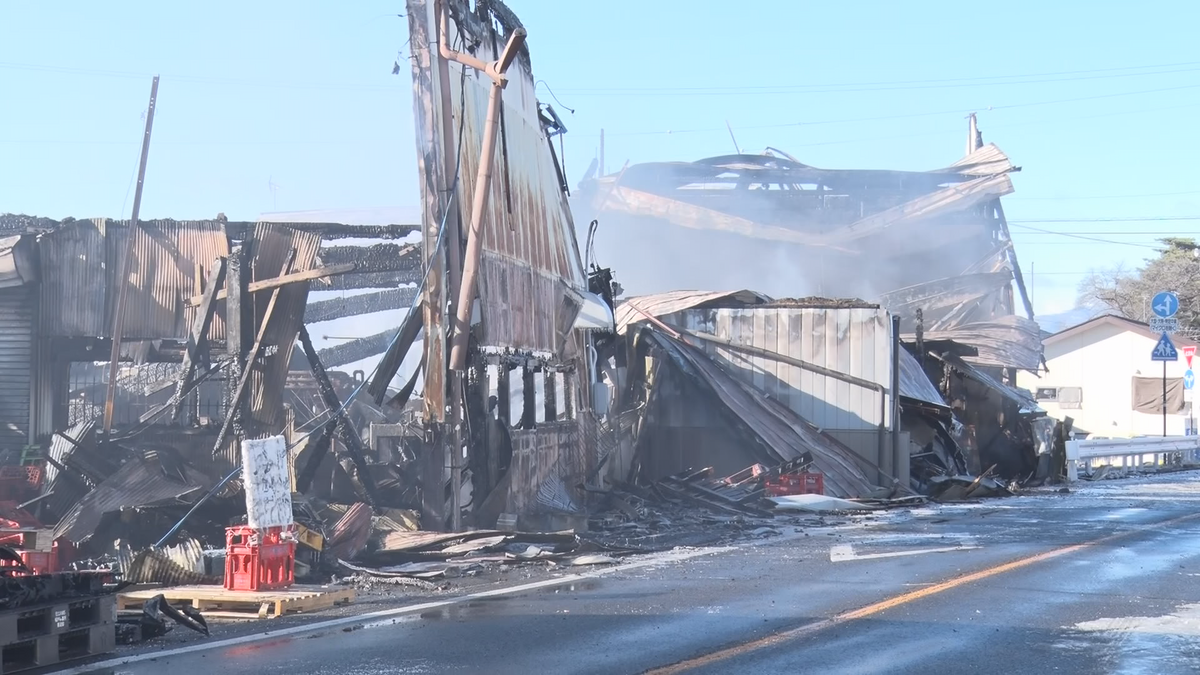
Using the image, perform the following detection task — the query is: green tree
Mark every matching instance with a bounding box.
[1078,238,1200,337]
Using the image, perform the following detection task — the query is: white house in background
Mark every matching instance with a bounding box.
[1017,315,1199,438]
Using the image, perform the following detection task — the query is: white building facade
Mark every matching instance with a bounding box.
[1017,316,1197,438]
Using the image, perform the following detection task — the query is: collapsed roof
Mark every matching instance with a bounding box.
[575,138,1039,371]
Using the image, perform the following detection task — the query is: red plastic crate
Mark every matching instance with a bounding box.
[764,472,824,497]
[0,465,41,502]
[0,546,59,576]
[226,524,290,548]
[224,526,295,591]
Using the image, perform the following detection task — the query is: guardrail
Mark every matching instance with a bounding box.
[1065,436,1200,480]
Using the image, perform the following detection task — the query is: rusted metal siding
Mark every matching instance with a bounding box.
[38,219,229,340]
[0,288,33,449]
[107,219,229,340]
[417,0,587,354]
[406,0,447,420]
[672,306,893,431]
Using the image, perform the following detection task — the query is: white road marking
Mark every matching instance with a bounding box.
[1072,602,1200,636]
[830,543,980,562]
[58,545,736,674]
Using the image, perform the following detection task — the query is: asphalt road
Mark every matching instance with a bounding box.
[70,473,1200,674]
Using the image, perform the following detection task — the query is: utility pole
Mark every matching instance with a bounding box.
[103,75,159,438]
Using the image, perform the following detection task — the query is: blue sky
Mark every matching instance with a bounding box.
[3,0,1200,324]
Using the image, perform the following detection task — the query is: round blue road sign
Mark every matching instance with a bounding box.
[1153,291,1180,319]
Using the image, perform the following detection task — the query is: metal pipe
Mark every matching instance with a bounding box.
[666,323,885,393]
[438,5,491,78]
[447,28,527,371]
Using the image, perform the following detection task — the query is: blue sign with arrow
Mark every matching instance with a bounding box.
[1153,291,1180,319]
[1185,370,1195,390]
[1152,332,1179,361]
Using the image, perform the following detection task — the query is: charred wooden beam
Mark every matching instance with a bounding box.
[305,288,419,324]
[319,243,421,273]
[317,269,423,291]
[226,222,420,240]
[367,305,424,404]
[298,326,380,507]
[213,250,295,456]
[296,418,338,494]
[317,328,402,369]
[172,257,227,421]
[185,263,357,306]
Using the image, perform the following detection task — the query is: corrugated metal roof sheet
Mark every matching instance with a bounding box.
[0,289,32,449]
[112,219,229,340]
[412,0,588,354]
[918,315,1043,370]
[38,219,107,337]
[0,235,36,288]
[945,143,1017,177]
[53,457,215,543]
[898,349,947,409]
[648,330,877,498]
[942,353,1040,412]
[614,290,772,334]
[38,219,229,339]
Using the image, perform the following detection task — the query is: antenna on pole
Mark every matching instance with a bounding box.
[268,176,282,210]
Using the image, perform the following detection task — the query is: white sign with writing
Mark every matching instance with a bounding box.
[1150,317,1180,334]
[241,435,293,529]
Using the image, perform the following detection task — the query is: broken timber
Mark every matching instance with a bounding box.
[172,257,227,421]
[319,243,421,273]
[305,287,419,324]
[299,326,381,507]
[367,297,425,404]
[184,263,356,307]
[212,250,295,455]
[318,328,409,370]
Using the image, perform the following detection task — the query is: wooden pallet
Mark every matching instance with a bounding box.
[118,585,354,619]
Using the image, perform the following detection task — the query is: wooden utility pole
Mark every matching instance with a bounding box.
[103,75,159,438]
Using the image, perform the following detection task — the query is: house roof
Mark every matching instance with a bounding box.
[1044,314,1200,349]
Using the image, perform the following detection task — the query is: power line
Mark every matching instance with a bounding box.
[586,86,1200,138]
[553,65,1200,97]
[0,60,403,93]
[1009,216,1200,223]
[7,57,1199,94]
[1009,190,1200,201]
[1014,231,1200,236]
[1008,223,1166,248]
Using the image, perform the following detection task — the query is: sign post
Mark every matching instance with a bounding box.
[1151,291,1181,437]
[1187,369,1196,436]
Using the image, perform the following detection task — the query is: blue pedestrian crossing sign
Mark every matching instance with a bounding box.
[1186,370,1195,390]
[1153,291,1180,318]
[1152,332,1179,361]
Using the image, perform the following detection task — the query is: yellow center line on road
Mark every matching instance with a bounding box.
[644,510,1200,674]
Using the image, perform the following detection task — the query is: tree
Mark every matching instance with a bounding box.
[1078,238,1200,338]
